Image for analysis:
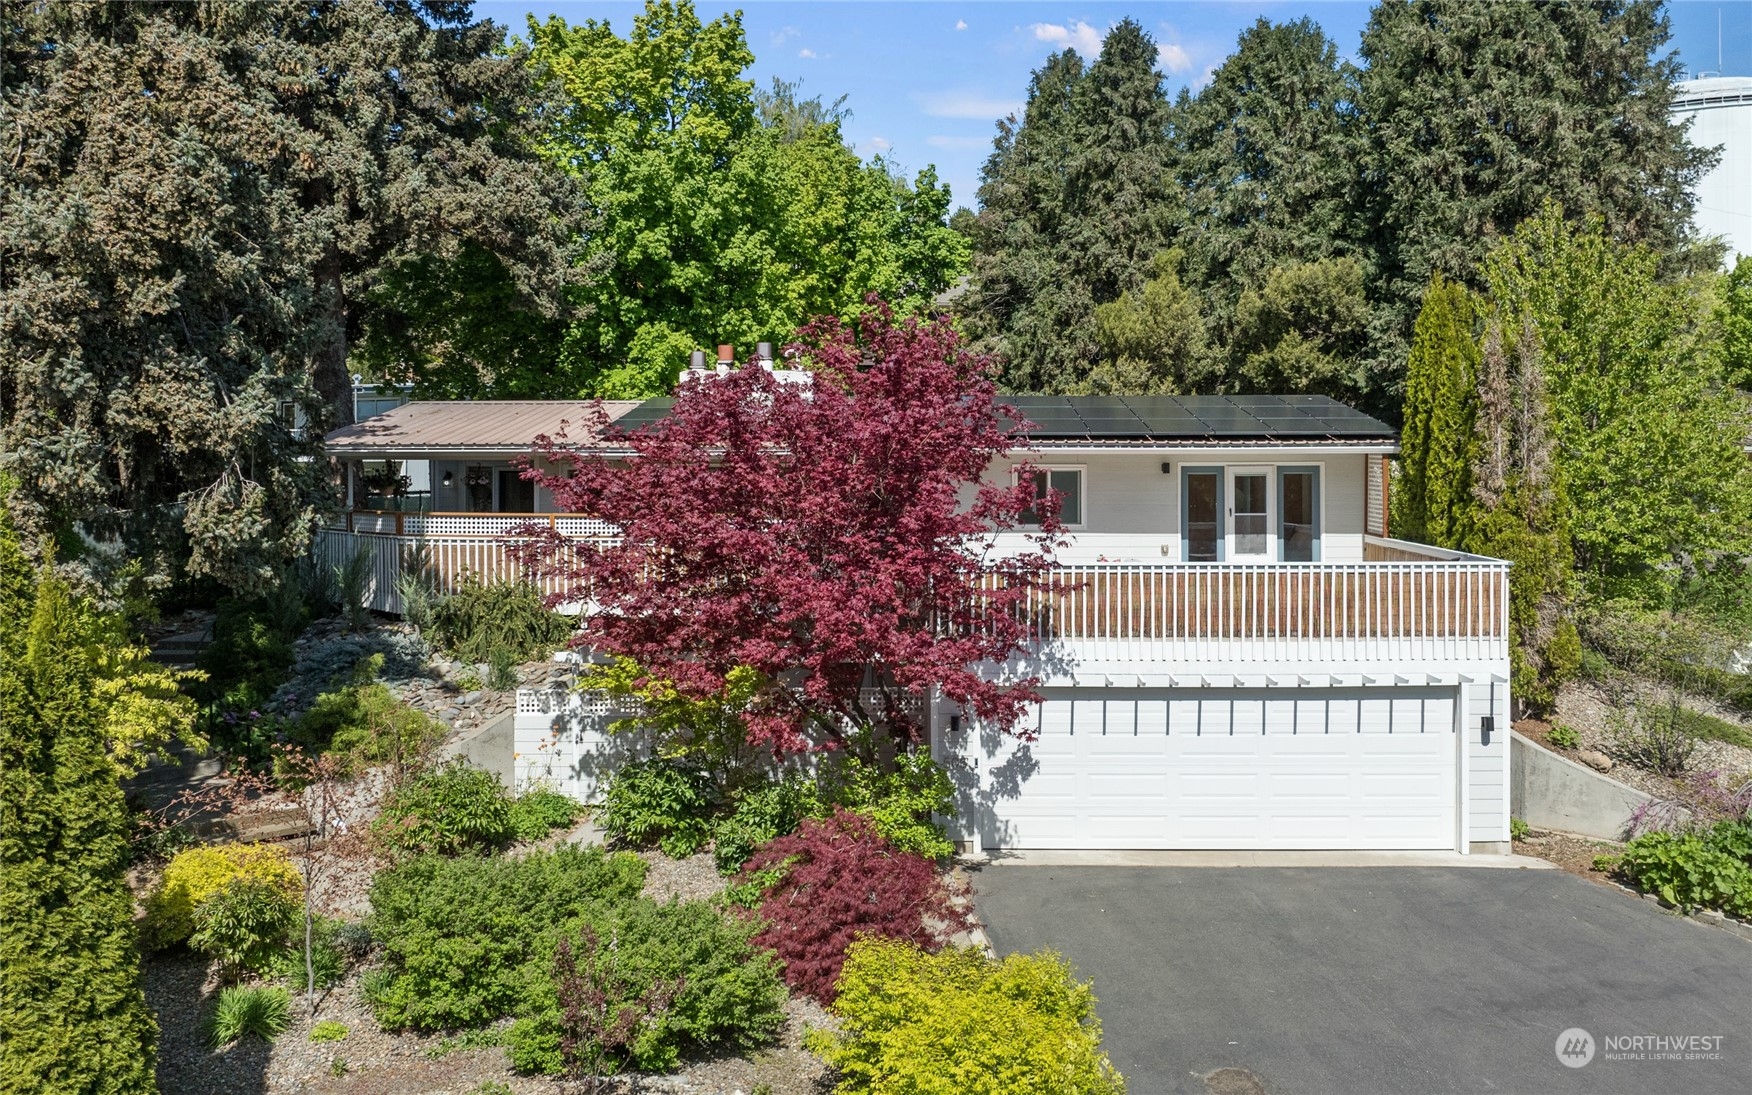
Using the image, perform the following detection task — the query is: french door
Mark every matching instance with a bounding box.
[1228,467,1272,561]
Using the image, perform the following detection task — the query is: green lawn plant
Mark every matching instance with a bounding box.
[811,938,1125,1095]
[310,1020,349,1043]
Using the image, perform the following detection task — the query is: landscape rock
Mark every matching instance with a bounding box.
[1577,749,1614,773]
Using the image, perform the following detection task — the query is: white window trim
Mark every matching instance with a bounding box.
[1016,463,1088,531]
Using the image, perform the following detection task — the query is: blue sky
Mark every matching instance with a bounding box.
[476,1,1752,211]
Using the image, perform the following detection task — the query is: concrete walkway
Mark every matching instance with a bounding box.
[965,848,1557,869]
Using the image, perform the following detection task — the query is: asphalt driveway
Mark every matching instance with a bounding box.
[973,865,1752,1095]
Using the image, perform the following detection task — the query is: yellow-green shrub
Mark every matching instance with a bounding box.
[144,844,304,950]
[810,939,1125,1095]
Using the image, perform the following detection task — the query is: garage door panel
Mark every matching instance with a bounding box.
[967,687,1457,850]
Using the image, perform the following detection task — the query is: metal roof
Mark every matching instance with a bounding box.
[324,400,644,454]
[616,393,1395,445]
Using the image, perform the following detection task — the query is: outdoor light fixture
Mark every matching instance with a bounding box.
[1480,715,1495,745]
[441,471,454,487]
[1161,462,1173,474]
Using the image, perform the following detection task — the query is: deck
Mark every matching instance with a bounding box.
[316,513,1508,665]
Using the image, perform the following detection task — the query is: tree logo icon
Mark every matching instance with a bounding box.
[1556,1027,1595,1068]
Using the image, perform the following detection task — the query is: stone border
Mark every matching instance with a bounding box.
[1604,876,1752,943]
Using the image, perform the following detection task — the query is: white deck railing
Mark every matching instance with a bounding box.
[995,557,1508,665]
[318,519,1509,665]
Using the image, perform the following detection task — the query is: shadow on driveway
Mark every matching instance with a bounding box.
[973,866,1752,1095]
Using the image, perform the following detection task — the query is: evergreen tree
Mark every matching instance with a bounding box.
[1463,316,1578,711]
[1061,19,1177,309]
[1355,0,1719,398]
[967,49,1090,393]
[967,22,1173,394]
[0,502,158,1095]
[1394,276,1480,545]
[1,0,581,593]
[1227,256,1371,397]
[1171,18,1359,336]
[1716,254,1752,393]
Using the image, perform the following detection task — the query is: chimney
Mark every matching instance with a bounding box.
[756,341,774,370]
[690,349,707,371]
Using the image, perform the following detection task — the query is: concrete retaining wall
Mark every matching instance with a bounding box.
[1510,730,1652,840]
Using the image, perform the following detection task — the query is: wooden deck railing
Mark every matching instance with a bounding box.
[319,523,1508,663]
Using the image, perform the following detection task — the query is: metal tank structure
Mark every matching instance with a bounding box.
[1672,75,1752,262]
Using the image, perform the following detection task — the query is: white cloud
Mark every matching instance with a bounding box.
[863,136,892,155]
[1158,42,1192,74]
[956,20,967,31]
[1193,63,1219,92]
[926,135,988,150]
[798,48,817,59]
[913,89,1025,120]
[1031,20,1102,55]
[770,25,800,47]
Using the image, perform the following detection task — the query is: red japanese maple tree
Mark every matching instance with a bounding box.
[516,301,1062,753]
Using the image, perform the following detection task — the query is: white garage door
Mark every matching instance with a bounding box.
[965,687,1458,850]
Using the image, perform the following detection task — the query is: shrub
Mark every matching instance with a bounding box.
[269,915,350,991]
[504,898,786,1075]
[431,578,574,664]
[310,1021,349,1043]
[197,592,303,714]
[488,644,519,691]
[372,761,515,856]
[1616,822,1752,916]
[712,775,820,874]
[145,843,304,950]
[294,656,446,771]
[1607,701,1698,776]
[600,758,718,858]
[364,846,647,1031]
[1547,725,1580,750]
[206,985,291,1048]
[189,876,301,976]
[811,939,1125,1095]
[509,787,582,843]
[822,749,957,860]
[740,809,969,1002]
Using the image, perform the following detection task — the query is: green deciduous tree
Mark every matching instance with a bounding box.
[1716,254,1752,393]
[1,0,581,593]
[526,2,967,397]
[1482,208,1752,591]
[0,499,158,1095]
[1082,251,1211,396]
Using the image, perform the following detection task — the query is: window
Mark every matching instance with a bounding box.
[1020,467,1083,527]
[1279,467,1321,562]
[1181,468,1223,562]
[497,469,536,514]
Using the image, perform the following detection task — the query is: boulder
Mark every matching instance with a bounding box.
[1577,749,1614,773]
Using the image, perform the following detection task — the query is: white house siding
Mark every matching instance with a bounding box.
[980,450,1372,562]
[1465,677,1511,845]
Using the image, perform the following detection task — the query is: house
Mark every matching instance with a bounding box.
[320,390,1512,856]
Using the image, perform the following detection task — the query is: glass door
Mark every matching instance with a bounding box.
[1228,468,1271,560]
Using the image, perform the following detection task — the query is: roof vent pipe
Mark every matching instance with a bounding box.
[756,341,774,370]
[689,349,707,371]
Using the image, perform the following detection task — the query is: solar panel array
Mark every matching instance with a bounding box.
[1001,395,1394,441]
[611,394,1394,442]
